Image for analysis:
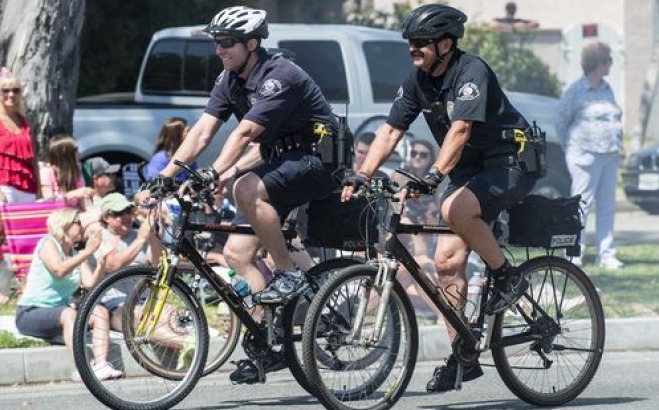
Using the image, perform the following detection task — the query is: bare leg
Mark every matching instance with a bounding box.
[233,173,296,271]
[433,234,470,342]
[442,187,505,270]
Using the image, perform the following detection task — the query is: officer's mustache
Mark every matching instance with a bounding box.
[410,50,424,58]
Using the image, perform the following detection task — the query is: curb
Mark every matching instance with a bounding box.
[1,316,657,386]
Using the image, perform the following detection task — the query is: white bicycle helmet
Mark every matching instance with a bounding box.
[204,6,269,39]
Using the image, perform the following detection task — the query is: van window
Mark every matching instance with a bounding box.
[142,38,221,95]
[363,41,411,102]
[279,40,349,103]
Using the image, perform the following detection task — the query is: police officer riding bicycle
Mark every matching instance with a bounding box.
[156,6,338,381]
[341,4,539,393]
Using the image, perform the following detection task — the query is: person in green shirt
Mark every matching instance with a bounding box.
[15,208,123,381]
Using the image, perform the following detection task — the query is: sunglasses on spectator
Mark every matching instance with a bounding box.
[409,38,434,49]
[1,87,21,95]
[108,207,134,218]
[410,150,430,159]
[214,37,242,49]
[71,218,81,226]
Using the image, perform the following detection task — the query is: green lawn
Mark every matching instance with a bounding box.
[504,243,659,318]
[583,244,659,318]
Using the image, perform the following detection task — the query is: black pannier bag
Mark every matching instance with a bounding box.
[304,191,378,251]
[507,194,583,256]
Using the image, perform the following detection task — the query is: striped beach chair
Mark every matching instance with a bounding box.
[0,200,65,285]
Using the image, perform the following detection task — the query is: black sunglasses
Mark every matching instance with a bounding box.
[1,87,21,94]
[108,207,134,218]
[409,38,435,49]
[214,37,242,49]
[410,150,430,159]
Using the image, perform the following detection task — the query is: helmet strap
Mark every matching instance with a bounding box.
[235,40,253,76]
[429,39,453,75]
[429,42,443,74]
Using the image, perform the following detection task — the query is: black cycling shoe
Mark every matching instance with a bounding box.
[426,354,484,393]
[229,353,288,384]
[485,264,528,315]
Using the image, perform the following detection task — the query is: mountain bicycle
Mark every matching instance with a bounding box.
[71,162,365,410]
[301,171,605,410]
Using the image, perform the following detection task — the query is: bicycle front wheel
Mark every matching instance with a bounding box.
[302,264,418,410]
[491,256,605,406]
[72,266,208,410]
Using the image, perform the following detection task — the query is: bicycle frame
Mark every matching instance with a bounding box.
[358,190,563,357]
[138,196,298,351]
[374,202,480,351]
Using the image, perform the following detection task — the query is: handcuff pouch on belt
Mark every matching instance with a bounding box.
[501,121,546,178]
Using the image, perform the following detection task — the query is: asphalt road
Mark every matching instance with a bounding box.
[1,351,657,410]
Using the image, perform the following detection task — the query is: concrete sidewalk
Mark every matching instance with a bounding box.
[1,315,658,386]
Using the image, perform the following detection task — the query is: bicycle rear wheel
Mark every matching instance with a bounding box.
[302,264,418,410]
[281,257,363,394]
[491,256,605,406]
[176,268,241,376]
[72,266,208,410]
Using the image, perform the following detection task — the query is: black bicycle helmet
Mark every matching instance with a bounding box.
[402,4,468,40]
[204,6,269,40]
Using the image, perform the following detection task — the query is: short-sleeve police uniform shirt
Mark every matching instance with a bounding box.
[387,49,528,167]
[205,49,337,144]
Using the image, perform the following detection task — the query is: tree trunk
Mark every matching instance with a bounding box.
[0,0,85,158]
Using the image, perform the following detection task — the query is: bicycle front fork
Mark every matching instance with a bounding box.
[347,258,398,346]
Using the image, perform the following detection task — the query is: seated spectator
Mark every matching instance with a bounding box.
[353,131,388,178]
[489,1,540,32]
[40,134,94,208]
[14,208,122,381]
[90,193,188,350]
[146,117,196,183]
[78,157,121,232]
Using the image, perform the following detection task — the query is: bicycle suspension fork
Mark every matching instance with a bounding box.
[346,257,398,346]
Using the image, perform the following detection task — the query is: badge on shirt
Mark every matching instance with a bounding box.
[457,83,480,101]
[259,79,283,97]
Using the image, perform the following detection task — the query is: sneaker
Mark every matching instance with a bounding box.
[571,256,583,267]
[229,353,288,384]
[254,269,308,304]
[426,354,483,393]
[484,264,528,315]
[73,361,123,382]
[596,256,624,270]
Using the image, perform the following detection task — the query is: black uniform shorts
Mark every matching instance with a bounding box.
[440,164,536,225]
[232,151,338,224]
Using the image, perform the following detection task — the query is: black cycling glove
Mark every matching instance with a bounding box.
[408,167,444,195]
[197,167,220,184]
[342,171,370,191]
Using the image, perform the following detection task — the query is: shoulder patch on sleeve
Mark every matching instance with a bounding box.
[457,83,480,101]
[259,78,283,97]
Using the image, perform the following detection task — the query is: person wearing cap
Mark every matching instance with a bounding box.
[78,157,122,232]
[341,4,538,392]
[85,156,121,199]
[88,192,190,352]
[89,192,161,275]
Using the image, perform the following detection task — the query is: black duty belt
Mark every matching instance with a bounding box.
[261,133,316,162]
